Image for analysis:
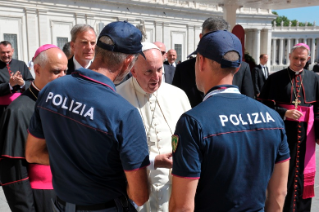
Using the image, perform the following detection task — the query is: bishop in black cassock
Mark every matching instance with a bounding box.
[0,44,67,212]
[0,58,34,117]
[0,82,39,212]
[259,43,319,212]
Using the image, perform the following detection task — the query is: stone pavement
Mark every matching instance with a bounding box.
[1,148,319,211]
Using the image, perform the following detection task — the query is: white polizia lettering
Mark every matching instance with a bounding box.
[219,112,275,127]
[45,92,94,120]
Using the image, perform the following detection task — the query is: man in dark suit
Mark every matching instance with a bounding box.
[253,54,269,97]
[67,24,96,75]
[233,61,254,98]
[313,63,319,73]
[172,17,254,108]
[154,42,175,84]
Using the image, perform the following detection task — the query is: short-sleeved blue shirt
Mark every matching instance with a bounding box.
[29,68,150,205]
[172,85,290,212]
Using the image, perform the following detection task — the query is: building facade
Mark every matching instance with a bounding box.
[0,0,317,74]
[271,23,319,72]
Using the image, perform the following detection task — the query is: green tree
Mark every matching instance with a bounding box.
[272,11,313,26]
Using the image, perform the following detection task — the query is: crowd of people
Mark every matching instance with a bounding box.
[0,16,318,212]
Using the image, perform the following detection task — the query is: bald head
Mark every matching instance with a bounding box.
[167,49,177,64]
[34,48,68,90]
[153,41,166,62]
[131,48,163,94]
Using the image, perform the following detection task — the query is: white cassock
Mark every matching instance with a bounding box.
[117,77,191,212]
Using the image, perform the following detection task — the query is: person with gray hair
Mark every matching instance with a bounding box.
[62,41,73,60]
[259,43,319,212]
[67,24,96,75]
[117,42,191,212]
[0,44,67,212]
[25,21,150,212]
[172,17,254,108]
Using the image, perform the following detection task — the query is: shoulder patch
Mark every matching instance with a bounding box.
[172,135,179,153]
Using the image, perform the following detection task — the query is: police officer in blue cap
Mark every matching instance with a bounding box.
[25,21,150,212]
[169,30,290,212]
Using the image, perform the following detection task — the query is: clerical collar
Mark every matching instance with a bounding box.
[0,59,13,65]
[73,57,92,70]
[203,85,240,102]
[132,77,158,97]
[288,67,303,75]
[29,82,40,99]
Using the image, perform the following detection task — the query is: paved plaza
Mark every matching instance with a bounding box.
[1,148,319,211]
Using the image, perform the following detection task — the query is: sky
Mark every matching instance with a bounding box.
[274,6,319,25]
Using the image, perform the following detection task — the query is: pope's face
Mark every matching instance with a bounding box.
[132,49,163,94]
[289,48,310,72]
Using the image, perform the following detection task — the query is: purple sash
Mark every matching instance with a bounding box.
[279,104,316,199]
[28,164,53,189]
[0,93,21,105]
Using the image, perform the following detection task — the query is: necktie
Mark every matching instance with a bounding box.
[263,66,267,79]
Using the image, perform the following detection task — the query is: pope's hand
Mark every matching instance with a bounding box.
[154,152,173,169]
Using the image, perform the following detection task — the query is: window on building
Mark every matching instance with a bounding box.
[57,37,68,50]
[174,44,182,63]
[4,34,18,59]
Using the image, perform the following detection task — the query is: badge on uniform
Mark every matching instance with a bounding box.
[172,135,179,153]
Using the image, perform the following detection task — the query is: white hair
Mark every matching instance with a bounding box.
[33,51,48,67]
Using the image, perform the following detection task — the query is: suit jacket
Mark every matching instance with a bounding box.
[172,58,203,108]
[163,64,175,84]
[67,57,75,75]
[253,64,268,95]
[172,58,254,108]
[233,61,254,99]
[164,61,176,67]
[313,64,319,73]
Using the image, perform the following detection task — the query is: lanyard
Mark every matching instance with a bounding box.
[203,87,241,102]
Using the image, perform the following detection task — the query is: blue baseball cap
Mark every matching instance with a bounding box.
[191,30,242,68]
[96,21,145,58]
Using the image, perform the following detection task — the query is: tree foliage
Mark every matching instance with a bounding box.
[272,11,314,26]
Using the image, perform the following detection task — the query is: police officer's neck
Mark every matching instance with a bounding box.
[203,74,233,95]
[89,61,119,82]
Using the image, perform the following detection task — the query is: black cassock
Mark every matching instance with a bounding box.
[0,59,34,118]
[0,83,55,212]
[259,68,319,212]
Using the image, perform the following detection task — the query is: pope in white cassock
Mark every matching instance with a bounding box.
[117,42,191,212]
